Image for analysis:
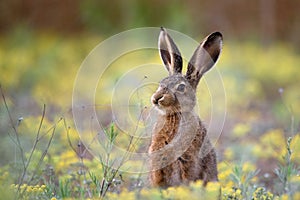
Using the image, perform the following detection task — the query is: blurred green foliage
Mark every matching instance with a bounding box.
[1,0,300,47]
[79,0,191,35]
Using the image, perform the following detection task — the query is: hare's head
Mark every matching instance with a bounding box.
[151,28,222,114]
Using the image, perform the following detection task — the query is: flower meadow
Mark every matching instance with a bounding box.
[3,132,299,200]
[0,29,300,199]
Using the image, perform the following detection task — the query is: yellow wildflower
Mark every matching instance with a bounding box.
[291,174,300,183]
[222,187,243,200]
[218,161,229,171]
[26,186,33,193]
[20,184,27,190]
[251,144,263,157]
[281,194,289,200]
[55,150,78,171]
[205,182,221,199]
[163,187,176,199]
[224,148,234,160]
[232,123,250,137]
[294,192,300,200]
[105,192,118,200]
[242,161,256,172]
[290,133,300,162]
[260,129,286,159]
[190,180,203,189]
[218,169,231,185]
[206,181,221,191]
[175,186,191,200]
[140,189,151,198]
[119,189,135,200]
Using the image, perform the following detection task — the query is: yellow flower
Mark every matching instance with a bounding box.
[105,192,118,200]
[267,191,274,198]
[291,174,300,183]
[206,181,221,191]
[163,187,176,199]
[205,182,221,199]
[222,187,243,199]
[20,184,27,190]
[225,181,235,188]
[51,197,57,200]
[190,180,203,188]
[224,148,234,160]
[218,169,231,185]
[232,123,250,137]
[140,189,151,198]
[0,171,9,180]
[281,194,289,200]
[55,150,78,172]
[26,186,33,192]
[251,144,263,157]
[294,192,300,200]
[218,161,228,171]
[119,189,135,200]
[221,186,231,194]
[148,188,162,199]
[290,134,300,162]
[242,161,256,172]
[175,186,191,200]
[235,189,241,196]
[260,129,286,159]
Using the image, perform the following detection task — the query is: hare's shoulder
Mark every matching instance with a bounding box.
[179,113,206,135]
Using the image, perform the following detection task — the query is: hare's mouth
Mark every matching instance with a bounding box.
[152,100,164,110]
[151,95,162,106]
[152,96,168,108]
[152,98,179,114]
[151,93,177,112]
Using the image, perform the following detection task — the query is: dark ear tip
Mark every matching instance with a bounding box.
[209,31,223,41]
[160,27,167,33]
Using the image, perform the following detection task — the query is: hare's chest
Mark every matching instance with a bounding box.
[149,118,180,151]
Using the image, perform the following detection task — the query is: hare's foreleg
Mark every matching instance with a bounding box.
[149,163,182,187]
[178,147,201,183]
[201,149,218,185]
[149,168,165,187]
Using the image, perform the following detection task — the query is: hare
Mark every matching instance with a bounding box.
[148,27,222,187]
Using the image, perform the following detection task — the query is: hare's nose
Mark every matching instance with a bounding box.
[151,94,163,105]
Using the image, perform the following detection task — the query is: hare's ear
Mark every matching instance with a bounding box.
[158,27,183,75]
[185,32,222,88]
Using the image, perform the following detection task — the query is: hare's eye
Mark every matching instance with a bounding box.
[177,83,185,92]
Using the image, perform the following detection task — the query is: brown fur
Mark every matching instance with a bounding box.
[148,28,222,187]
[148,112,218,187]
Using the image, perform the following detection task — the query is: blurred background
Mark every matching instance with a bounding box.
[0,0,299,195]
[0,0,299,107]
[1,0,300,44]
[1,0,299,133]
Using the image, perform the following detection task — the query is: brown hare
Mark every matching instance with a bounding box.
[148,27,222,187]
